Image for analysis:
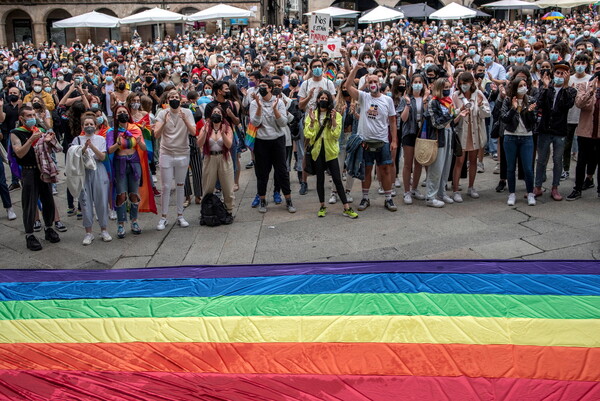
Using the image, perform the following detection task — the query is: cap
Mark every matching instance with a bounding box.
[553,61,570,72]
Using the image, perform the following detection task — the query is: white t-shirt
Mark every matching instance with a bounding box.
[357,91,396,142]
[567,74,591,124]
[298,78,336,111]
[156,108,194,156]
[72,134,107,160]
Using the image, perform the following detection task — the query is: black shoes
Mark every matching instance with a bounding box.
[566,190,582,201]
[44,227,61,243]
[582,178,595,190]
[496,180,506,192]
[26,235,42,251]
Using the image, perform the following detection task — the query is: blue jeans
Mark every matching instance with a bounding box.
[0,159,12,209]
[114,159,141,223]
[504,135,534,194]
[535,134,565,188]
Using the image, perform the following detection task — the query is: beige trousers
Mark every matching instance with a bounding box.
[202,153,235,212]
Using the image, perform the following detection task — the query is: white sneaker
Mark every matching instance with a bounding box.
[6,207,16,221]
[442,194,454,204]
[152,175,158,184]
[394,177,402,188]
[403,192,413,205]
[156,218,168,230]
[345,192,353,203]
[377,187,385,195]
[507,193,516,206]
[453,192,463,203]
[411,190,426,200]
[177,216,189,227]
[109,210,117,220]
[527,193,537,206]
[52,184,58,195]
[493,163,500,174]
[328,193,338,204]
[426,198,445,208]
[391,189,397,197]
[477,162,485,173]
[467,187,480,199]
[342,172,347,181]
[100,231,112,242]
[82,233,94,246]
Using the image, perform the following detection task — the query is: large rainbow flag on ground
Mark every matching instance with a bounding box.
[0,260,599,400]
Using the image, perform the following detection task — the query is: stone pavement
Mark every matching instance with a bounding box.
[0,151,599,269]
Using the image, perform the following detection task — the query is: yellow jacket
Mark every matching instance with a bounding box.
[24,91,55,111]
[303,111,342,162]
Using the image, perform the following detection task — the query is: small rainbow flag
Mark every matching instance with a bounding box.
[0,260,599,400]
[324,68,336,81]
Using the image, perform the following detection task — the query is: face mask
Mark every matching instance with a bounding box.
[62,67,69,73]
[106,76,113,82]
[57,75,64,81]
[289,78,299,87]
[367,67,376,74]
[33,86,42,93]
[259,87,269,97]
[398,86,406,93]
[469,49,477,56]
[312,67,323,77]
[517,86,528,95]
[32,102,42,110]
[380,58,386,64]
[412,83,423,93]
[509,56,516,63]
[490,33,496,38]
[369,83,378,93]
[570,34,576,40]
[461,84,471,93]
[483,55,493,64]
[91,103,99,109]
[117,113,129,123]
[549,53,559,62]
[456,50,464,57]
[588,47,594,52]
[553,76,564,86]
[575,65,586,74]
[524,47,531,53]
[25,118,36,128]
[351,50,357,56]
[363,58,371,63]
[516,56,526,64]
[118,83,126,90]
[96,116,104,125]
[145,76,154,84]
[30,68,38,75]
[240,71,246,77]
[84,126,95,136]
[318,99,329,109]
[549,35,557,41]
[271,88,281,96]
[181,78,189,84]
[131,102,141,110]
[211,114,222,124]
[27,55,33,60]
[442,89,451,97]
[169,99,181,109]
[44,87,52,93]
[204,88,212,95]
[8,94,18,103]
[390,65,398,72]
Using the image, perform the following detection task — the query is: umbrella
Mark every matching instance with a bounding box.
[430,3,477,20]
[188,4,254,21]
[482,0,540,9]
[119,7,187,25]
[396,3,436,18]
[52,11,120,28]
[542,11,565,19]
[303,7,360,18]
[358,6,404,24]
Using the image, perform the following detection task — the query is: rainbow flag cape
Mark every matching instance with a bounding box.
[324,68,336,81]
[244,123,258,151]
[0,260,599,400]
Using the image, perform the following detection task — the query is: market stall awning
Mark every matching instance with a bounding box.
[188,4,255,22]
[359,6,405,24]
[52,11,120,28]
[119,7,187,25]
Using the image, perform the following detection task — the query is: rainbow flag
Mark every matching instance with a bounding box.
[1,261,599,400]
[324,68,336,81]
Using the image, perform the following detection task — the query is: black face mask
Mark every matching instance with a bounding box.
[258,87,268,97]
[397,86,406,93]
[223,92,231,99]
[169,99,181,109]
[192,79,199,85]
[145,76,153,84]
[117,113,129,123]
[318,100,329,109]
[8,94,18,103]
[118,84,126,91]
[181,78,189,84]
[32,102,42,110]
[465,64,474,71]
[211,114,222,124]
[442,89,451,97]
[541,68,552,76]
[342,90,350,97]
[474,72,485,80]
[289,79,298,87]
[272,88,281,96]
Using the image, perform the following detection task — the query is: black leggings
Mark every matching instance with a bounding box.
[315,147,347,204]
[254,136,291,197]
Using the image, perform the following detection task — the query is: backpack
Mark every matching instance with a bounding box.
[287,99,303,140]
[200,194,228,227]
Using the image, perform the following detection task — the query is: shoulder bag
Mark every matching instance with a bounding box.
[415,119,438,167]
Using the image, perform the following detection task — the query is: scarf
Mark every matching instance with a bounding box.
[435,96,455,116]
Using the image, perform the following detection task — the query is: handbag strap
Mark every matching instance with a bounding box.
[313,117,329,144]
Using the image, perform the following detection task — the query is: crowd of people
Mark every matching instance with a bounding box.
[1,10,600,251]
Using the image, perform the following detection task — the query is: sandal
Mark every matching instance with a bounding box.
[195,196,202,204]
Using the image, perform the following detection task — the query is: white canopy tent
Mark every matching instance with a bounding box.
[358,6,405,24]
[482,0,540,9]
[430,3,477,20]
[119,7,187,25]
[304,7,360,18]
[534,0,593,6]
[52,11,120,28]
[188,4,254,21]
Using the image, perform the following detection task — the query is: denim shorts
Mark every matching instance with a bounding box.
[363,142,393,166]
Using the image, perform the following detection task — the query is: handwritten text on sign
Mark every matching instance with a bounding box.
[309,13,330,45]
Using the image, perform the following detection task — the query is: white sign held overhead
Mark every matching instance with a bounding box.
[325,38,342,58]
[309,13,330,45]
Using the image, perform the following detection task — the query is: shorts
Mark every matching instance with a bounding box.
[363,142,393,166]
[401,134,417,147]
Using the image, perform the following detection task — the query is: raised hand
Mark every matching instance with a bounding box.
[512,96,518,109]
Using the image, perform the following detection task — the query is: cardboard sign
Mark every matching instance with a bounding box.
[325,38,342,58]
[309,13,330,45]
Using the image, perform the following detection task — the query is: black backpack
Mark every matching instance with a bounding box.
[200,194,228,227]
[287,99,303,140]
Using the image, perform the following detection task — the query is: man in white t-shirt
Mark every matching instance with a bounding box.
[344,51,398,212]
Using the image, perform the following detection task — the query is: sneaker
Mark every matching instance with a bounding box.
[496,180,506,193]
[328,193,338,204]
[82,233,94,246]
[109,210,117,220]
[345,191,353,203]
[26,235,42,251]
[245,160,254,169]
[582,178,595,190]
[411,190,426,200]
[477,162,485,173]
[426,198,445,208]
[560,171,569,181]
[273,191,283,205]
[357,198,370,211]
[8,183,20,192]
[54,221,67,232]
[527,193,537,206]
[152,175,158,184]
[394,177,402,188]
[286,200,296,213]
[177,216,189,227]
[566,190,582,201]
[44,227,60,243]
[507,193,516,206]
[442,194,454,204]
[100,231,112,242]
[77,210,83,220]
[156,218,168,230]
[52,183,58,195]
[317,206,327,217]
[117,224,126,238]
[453,192,463,203]
[493,163,500,174]
[403,192,413,205]
[67,207,75,217]
[377,187,385,195]
[384,199,398,211]
[251,194,260,208]
[551,188,563,201]
[7,207,16,221]
[533,187,543,197]
[343,208,359,219]
[224,213,234,225]
[33,220,42,232]
[258,199,268,213]
[299,182,308,195]
[342,172,347,181]
[183,198,190,208]
[467,187,479,199]
[131,221,142,235]
[391,189,397,197]
[492,153,498,161]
